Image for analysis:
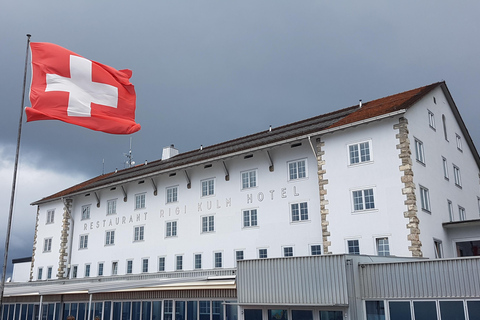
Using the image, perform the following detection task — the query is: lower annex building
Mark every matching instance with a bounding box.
[3,81,480,320]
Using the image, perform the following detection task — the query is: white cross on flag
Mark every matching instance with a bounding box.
[27,42,141,134]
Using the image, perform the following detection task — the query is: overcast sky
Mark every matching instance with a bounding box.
[1,1,480,277]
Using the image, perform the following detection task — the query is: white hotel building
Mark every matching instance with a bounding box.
[3,81,480,320]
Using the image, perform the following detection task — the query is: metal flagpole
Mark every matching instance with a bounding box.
[0,34,31,314]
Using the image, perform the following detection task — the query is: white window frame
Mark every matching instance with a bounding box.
[258,248,268,259]
[448,200,454,222]
[37,267,43,280]
[214,251,223,268]
[241,170,257,189]
[414,138,425,164]
[456,134,463,151]
[348,140,372,165]
[419,185,431,212]
[291,202,309,222]
[134,225,145,242]
[166,221,177,237]
[201,215,215,233]
[434,239,443,258]
[158,256,166,272]
[376,237,390,256]
[235,250,244,263]
[194,253,202,269]
[72,265,78,279]
[310,244,321,256]
[47,266,52,279]
[347,239,360,255]
[46,209,55,224]
[283,246,294,257]
[126,260,133,274]
[105,230,115,246]
[201,178,215,197]
[442,157,449,180]
[243,209,258,227]
[142,258,149,273]
[111,261,118,275]
[458,206,466,221]
[351,188,376,212]
[79,234,88,249]
[98,262,104,276]
[166,186,178,203]
[107,199,117,215]
[43,238,52,252]
[84,264,91,277]
[453,164,462,187]
[175,255,183,271]
[81,205,91,220]
[428,110,435,129]
[135,193,146,209]
[288,159,307,181]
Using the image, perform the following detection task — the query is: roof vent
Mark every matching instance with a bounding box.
[359,99,362,108]
[162,144,179,160]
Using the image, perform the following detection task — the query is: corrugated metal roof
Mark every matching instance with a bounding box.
[33,82,448,205]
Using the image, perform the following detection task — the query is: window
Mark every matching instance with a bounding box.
[419,186,431,212]
[81,205,90,220]
[311,245,321,255]
[72,265,78,279]
[448,200,454,222]
[348,141,371,165]
[243,209,258,227]
[126,260,133,274]
[347,239,360,254]
[37,267,43,280]
[105,230,115,245]
[259,249,268,259]
[214,252,222,268]
[46,209,54,224]
[442,157,449,179]
[166,221,177,237]
[194,254,202,269]
[202,215,215,233]
[107,199,117,215]
[142,258,149,273]
[47,266,52,279]
[283,247,293,257]
[414,138,425,164]
[79,235,88,249]
[456,134,463,151]
[352,188,375,211]
[134,226,144,241]
[428,110,435,129]
[442,114,448,140]
[135,193,145,209]
[434,239,443,258]
[235,250,244,261]
[112,262,118,275]
[201,179,215,197]
[376,237,390,256]
[166,186,178,203]
[241,170,257,189]
[478,197,480,217]
[85,264,91,277]
[98,263,104,276]
[176,255,183,271]
[158,257,165,272]
[458,206,466,221]
[288,159,307,180]
[453,165,462,187]
[43,238,52,252]
[291,202,309,221]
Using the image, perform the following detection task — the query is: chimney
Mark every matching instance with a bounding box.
[162,144,179,160]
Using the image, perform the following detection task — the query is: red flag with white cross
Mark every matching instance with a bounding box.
[27,42,141,134]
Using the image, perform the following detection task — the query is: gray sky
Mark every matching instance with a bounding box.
[1,1,480,277]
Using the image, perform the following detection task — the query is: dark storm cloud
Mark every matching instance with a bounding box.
[1,1,480,276]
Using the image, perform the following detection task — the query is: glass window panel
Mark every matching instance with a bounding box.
[212,301,223,320]
[199,301,210,320]
[131,302,141,320]
[365,301,385,320]
[77,303,86,320]
[467,301,480,320]
[244,310,262,320]
[291,310,313,320]
[187,302,197,320]
[225,302,238,320]
[439,301,465,320]
[413,301,437,320]
[152,301,161,320]
[164,300,173,320]
[388,302,411,320]
[104,302,111,320]
[319,311,343,320]
[141,302,151,320]
[113,302,121,320]
[175,301,185,320]
[122,302,131,320]
[268,310,288,320]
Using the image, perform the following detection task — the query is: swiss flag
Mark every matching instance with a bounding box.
[27,42,141,134]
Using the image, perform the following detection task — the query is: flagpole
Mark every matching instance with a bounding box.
[0,34,31,313]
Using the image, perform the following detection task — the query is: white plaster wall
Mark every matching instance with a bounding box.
[11,261,31,282]
[405,87,480,258]
[322,116,410,257]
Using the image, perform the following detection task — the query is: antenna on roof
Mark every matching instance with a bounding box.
[124,137,135,168]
